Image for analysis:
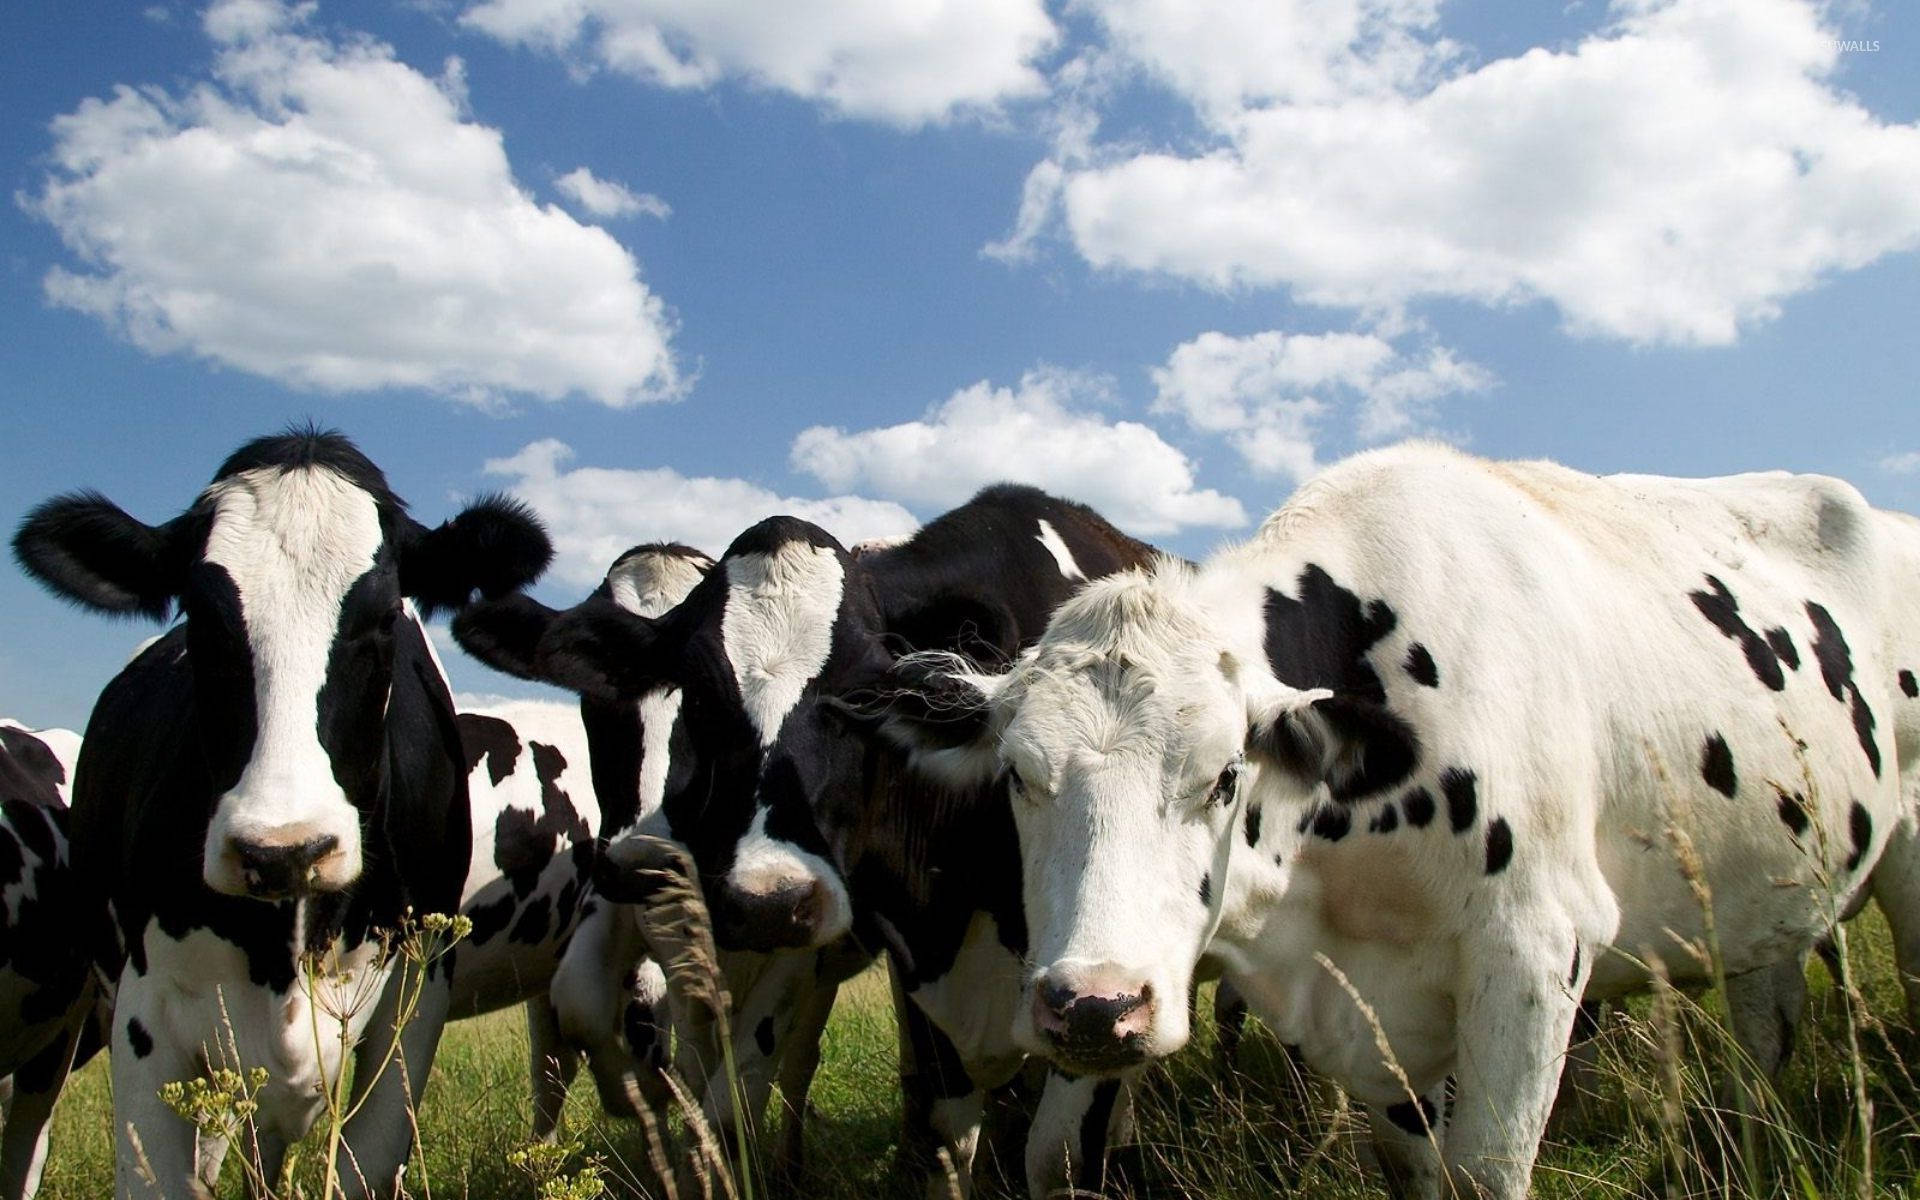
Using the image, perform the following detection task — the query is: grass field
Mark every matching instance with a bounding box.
[31,909,1920,1199]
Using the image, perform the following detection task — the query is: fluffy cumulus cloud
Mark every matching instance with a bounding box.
[24,0,681,406]
[555,166,670,220]
[1881,452,1920,476]
[460,0,1056,126]
[791,368,1247,535]
[485,439,919,587]
[1151,330,1489,480]
[1010,0,1920,346]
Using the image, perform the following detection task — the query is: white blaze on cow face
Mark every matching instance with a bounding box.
[717,540,853,942]
[200,465,385,897]
[1035,519,1086,581]
[605,548,708,838]
[1002,570,1271,1073]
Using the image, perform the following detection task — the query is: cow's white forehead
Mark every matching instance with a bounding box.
[608,550,708,618]
[721,541,844,747]
[202,465,385,621]
[1003,566,1247,793]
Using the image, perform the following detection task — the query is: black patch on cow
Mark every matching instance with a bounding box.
[1402,787,1435,829]
[465,892,516,945]
[1569,945,1582,990]
[510,895,553,944]
[1198,873,1212,908]
[1701,734,1737,798]
[1691,575,1787,691]
[1484,818,1513,875]
[1441,768,1477,833]
[1846,803,1872,873]
[430,945,457,983]
[457,713,522,785]
[1369,804,1400,834]
[1901,670,1919,699]
[1767,629,1800,673]
[1776,790,1810,839]
[0,726,66,808]
[755,1015,777,1058]
[1384,1096,1437,1136]
[1243,803,1262,848]
[1310,805,1351,843]
[1807,602,1881,778]
[125,1017,153,1059]
[554,877,581,927]
[624,1000,662,1068]
[1404,643,1439,688]
[493,740,592,896]
[1263,565,1398,703]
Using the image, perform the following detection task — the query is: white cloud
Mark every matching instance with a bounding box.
[555,166,670,220]
[23,0,682,406]
[1014,0,1920,346]
[484,439,919,588]
[1881,452,1920,476]
[791,368,1247,536]
[1150,329,1488,481]
[460,0,1057,126]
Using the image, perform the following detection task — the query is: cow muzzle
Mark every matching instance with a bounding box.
[1028,964,1158,1074]
[220,832,345,899]
[711,878,835,952]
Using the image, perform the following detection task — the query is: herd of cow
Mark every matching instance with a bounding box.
[1,427,1917,1200]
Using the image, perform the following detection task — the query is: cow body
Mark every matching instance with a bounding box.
[13,430,551,1199]
[879,443,1920,1199]
[455,486,1161,1196]
[0,722,89,1200]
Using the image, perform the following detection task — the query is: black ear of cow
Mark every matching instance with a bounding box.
[831,656,1004,790]
[535,597,673,702]
[1249,693,1418,802]
[401,494,553,617]
[887,593,1022,668]
[12,492,184,621]
[451,593,564,682]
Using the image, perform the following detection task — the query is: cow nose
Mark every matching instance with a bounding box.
[231,834,339,898]
[1031,967,1155,1070]
[714,880,828,952]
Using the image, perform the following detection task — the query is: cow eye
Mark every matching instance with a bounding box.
[1006,768,1029,802]
[1208,763,1240,807]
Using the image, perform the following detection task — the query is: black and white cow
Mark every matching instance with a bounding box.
[0,721,90,1200]
[446,700,673,1140]
[11,429,551,1199]
[458,542,865,1173]
[870,443,1920,1199]
[453,485,1160,1196]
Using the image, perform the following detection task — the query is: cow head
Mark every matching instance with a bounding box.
[13,428,551,899]
[868,561,1416,1075]
[456,520,877,952]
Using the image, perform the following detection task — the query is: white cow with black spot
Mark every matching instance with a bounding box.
[871,442,1920,1199]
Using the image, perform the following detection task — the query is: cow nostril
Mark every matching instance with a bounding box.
[1040,981,1075,1019]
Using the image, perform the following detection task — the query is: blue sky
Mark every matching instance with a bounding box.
[4,0,1918,729]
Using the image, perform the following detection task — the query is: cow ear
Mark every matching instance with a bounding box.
[400,494,553,617]
[1248,689,1418,802]
[535,597,675,703]
[451,593,563,682]
[12,492,188,621]
[830,653,1008,790]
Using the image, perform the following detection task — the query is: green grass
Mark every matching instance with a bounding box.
[33,912,1920,1198]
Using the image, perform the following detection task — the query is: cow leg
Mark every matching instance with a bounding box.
[111,972,206,1200]
[1549,1000,1606,1132]
[526,996,581,1143]
[0,999,87,1200]
[1444,933,1583,1200]
[1213,980,1250,1071]
[333,966,452,1199]
[892,967,983,1200]
[1365,1086,1447,1200]
[1022,1069,1131,1200]
[773,973,839,1177]
[1872,802,1920,1026]
[552,906,669,1122]
[1724,957,1808,1080]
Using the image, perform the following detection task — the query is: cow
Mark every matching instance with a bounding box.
[445,699,674,1140]
[0,721,91,1200]
[10,428,552,1199]
[458,541,865,1176]
[452,484,1162,1197]
[863,443,1920,1200]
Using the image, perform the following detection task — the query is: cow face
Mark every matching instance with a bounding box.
[456,522,871,951]
[872,565,1412,1076]
[14,430,551,899]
